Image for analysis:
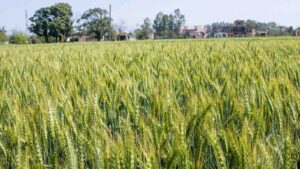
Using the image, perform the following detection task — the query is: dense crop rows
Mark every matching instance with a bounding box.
[0,38,300,168]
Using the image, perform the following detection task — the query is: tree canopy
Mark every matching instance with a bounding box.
[77,8,113,41]
[153,9,186,39]
[29,3,73,43]
[135,18,153,40]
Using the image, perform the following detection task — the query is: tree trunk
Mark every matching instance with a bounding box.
[45,36,49,43]
[96,34,101,41]
[45,29,49,43]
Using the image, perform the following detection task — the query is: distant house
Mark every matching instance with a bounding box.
[255,30,268,37]
[117,33,136,41]
[227,20,255,37]
[67,35,96,42]
[214,32,228,38]
[148,33,155,40]
[182,26,207,38]
[296,30,300,36]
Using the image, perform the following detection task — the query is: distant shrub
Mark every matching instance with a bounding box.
[0,32,8,43]
[10,32,27,44]
[0,27,8,43]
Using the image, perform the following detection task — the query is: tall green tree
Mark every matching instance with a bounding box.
[29,7,51,42]
[77,8,112,41]
[49,3,73,42]
[153,9,185,39]
[0,27,8,43]
[172,9,186,37]
[29,3,73,43]
[153,12,169,39]
[135,18,153,40]
[287,26,294,35]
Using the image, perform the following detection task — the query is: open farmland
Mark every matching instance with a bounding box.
[0,38,300,168]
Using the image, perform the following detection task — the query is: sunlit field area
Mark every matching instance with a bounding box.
[0,38,300,168]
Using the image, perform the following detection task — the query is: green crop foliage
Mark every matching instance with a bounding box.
[0,38,300,168]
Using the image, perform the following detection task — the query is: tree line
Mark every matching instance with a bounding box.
[0,28,27,44]
[134,9,186,40]
[205,20,295,37]
[25,3,186,43]
[0,2,299,44]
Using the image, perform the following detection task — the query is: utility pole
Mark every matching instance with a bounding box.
[109,4,112,41]
[25,10,29,36]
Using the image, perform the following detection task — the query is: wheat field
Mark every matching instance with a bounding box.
[0,38,300,168]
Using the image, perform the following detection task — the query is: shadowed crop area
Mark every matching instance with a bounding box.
[0,38,300,168]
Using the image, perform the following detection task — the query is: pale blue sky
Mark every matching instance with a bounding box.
[1,0,300,33]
